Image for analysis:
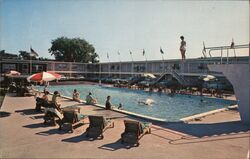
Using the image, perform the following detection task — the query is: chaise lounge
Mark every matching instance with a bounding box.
[85,115,114,139]
[121,120,152,146]
[43,104,63,126]
[35,97,49,112]
[58,110,86,132]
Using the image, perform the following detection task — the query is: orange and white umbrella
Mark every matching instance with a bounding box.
[27,71,61,82]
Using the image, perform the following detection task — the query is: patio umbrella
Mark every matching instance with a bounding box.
[5,70,21,76]
[199,75,216,82]
[27,71,61,82]
[141,73,156,79]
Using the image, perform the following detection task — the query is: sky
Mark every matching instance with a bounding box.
[0,0,249,62]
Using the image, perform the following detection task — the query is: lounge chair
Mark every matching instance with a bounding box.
[86,115,114,139]
[35,97,49,112]
[8,84,17,93]
[58,110,86,132]
[43,103,63,126]
[121,120,152,146]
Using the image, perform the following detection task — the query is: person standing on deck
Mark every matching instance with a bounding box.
[180,36,186,60]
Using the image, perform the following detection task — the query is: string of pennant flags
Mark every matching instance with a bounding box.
[28,46,165,60]
[107,47,165,61]
[29,38,236,61]
[109,38,237,61]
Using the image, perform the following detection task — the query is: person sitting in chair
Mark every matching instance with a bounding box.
[85,92,97,105]
[35,91,50,112]
[42,91,49,101]
[105,96,112,110]
[72,89,81,103]
[52,91,61,111]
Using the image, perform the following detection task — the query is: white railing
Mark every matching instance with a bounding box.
[169,68,188,85]
[155,67,188,85]
[203,43,249,64]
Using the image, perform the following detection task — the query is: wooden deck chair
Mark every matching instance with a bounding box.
[86,115,114,139]
[121,120,152,146]
[59,111,86,132]
[35,97,50,112]
[43,105,63,126]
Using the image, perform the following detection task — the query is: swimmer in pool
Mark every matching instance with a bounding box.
[138,99,155,105]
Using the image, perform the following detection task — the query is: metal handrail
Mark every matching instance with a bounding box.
[203,43,249,64]
[155,67,187,85]
[170,69,187,85]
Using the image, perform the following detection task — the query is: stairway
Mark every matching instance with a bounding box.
[169,69,187,86]
[155,67,188,86]
[155,72,166,83]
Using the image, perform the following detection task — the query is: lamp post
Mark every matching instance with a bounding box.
[143,49,148,73]
[130,51,134,77]
[118,51,121,79]
[107,53,110,77]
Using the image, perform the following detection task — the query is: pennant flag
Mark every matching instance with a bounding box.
[230,38,235,49]
[203,42,206,53]
[30,47,39,57]
[160,47,164,54]
[142,49,145,56]
[107,53,109,59]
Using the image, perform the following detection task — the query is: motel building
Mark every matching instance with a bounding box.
[1,56,249,89]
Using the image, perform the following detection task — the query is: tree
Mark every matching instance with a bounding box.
[48,37,99,63]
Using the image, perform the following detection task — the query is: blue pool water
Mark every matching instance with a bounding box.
[38,84,237,121]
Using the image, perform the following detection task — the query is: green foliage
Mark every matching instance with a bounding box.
[48,37,99,63]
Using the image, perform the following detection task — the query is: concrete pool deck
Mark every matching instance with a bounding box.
[0,94,249,159]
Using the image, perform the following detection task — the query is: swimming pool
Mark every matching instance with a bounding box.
[38,84,237,121]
